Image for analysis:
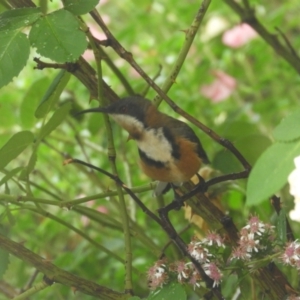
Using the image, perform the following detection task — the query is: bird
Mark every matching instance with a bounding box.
[78,95,209,196]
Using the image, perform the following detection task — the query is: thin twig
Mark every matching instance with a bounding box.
[153,0,212,106]
[66,158,163,226]
[275,26,299,58]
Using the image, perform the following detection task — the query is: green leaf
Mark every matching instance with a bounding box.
[246,141,300,205]
[38,102,72,141]
[273,109,300,142]
[0,167,23,186]
[29,9,87,62]
[212,149,241,174]
[235,134,272,165]
[0,91,17,128]
[0,30,30,88]
[222,120,260,139]
[35,70,71,118]
[0,131,34,170]
[277,208,287,244]
[20,77,52,128]
[0,7,42,31]
[148,283,186,300]
[63,0,99,15]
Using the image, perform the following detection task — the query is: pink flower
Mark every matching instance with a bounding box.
[188,241,211,263]
[202,231,225,248]
[281,240,300,269]
[147,259,169,290]
[200,70,236,102]
[203,263,222,287]
[222,23,257,48]
[231,246,251,261]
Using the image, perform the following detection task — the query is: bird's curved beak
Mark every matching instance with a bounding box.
[76,106,110,116]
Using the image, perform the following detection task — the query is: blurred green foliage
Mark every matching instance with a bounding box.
[0,0,299,299]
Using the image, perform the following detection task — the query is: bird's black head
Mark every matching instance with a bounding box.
[77,96,153,123]
[101,96,153,123]
[77,96,155,139]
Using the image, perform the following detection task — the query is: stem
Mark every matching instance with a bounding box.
[85,22,134,293]
[154,0,211,106]
[13,280,50,300]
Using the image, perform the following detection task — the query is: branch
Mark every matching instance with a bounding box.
[0,234,127,300]
[223,0,300,75]
[33,57,119,102]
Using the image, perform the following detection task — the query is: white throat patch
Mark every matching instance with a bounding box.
[137,127,173,164]
[110,114,173,164]
[110,114,144,134]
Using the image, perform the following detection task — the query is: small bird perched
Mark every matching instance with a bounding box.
[78,96,209,196]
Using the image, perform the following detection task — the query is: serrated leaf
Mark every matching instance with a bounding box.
[246,141,300,205]
[0,167,23,186]
[0,30,30,88]
[35,70,71,118]
[29,9,87,62]
[148,283,186,300]
[63,0,99,15]
[0,7,42,31]
[21,77,52,127]
[0,131,34,170]
[38,102,72,141]
[273,110,300,142]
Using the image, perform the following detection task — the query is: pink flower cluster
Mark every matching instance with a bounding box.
[147,232,224,290]
[222,23,257,48]
[187,235,223,288]
[147,259,169,290]
[147,217,300,293]
[281,240,300,270]
[200,70,237,103]
[231,216,275,261]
